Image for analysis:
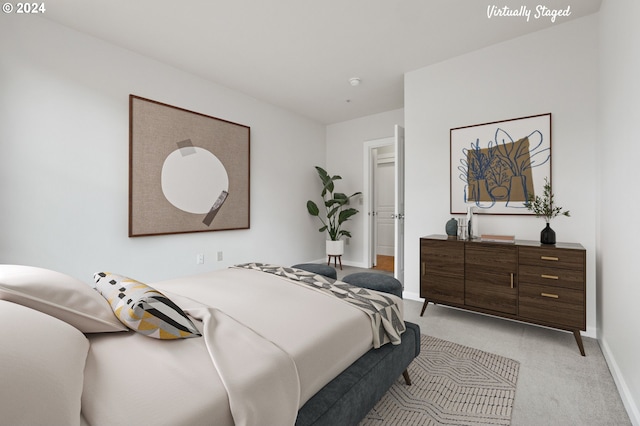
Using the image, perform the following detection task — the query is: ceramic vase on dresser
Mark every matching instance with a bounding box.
[540,223,556,244]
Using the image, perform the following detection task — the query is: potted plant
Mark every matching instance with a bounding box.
[523,177,570,244]
[306,166,361,255]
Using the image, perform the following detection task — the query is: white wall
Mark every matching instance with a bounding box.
[598,0,640,423]
[325,109,404,266]
[0,16,326,284]
[322,6,638,422]
[404,16,598,332]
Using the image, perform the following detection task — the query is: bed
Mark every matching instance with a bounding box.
[0,263,420,426]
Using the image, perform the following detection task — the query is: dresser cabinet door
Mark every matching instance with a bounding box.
[420,239,464,305]
[465,244,517,314]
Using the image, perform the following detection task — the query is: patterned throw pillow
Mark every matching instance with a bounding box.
[93,272,201,340]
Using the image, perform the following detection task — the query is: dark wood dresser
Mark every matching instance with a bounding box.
[420,234,586,355]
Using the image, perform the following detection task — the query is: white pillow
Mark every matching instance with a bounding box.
[0,265,126,333]
[0,300,89,426]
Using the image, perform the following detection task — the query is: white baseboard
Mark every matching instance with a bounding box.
[600,337,640,425]
[341,259,368,269]
[403,291,422,301]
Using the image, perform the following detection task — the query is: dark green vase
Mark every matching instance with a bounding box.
[540,223,556,244]
[446,218,458,236]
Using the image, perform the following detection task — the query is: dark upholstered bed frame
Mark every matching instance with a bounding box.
[295,321,421,426]
[290,265,421,425]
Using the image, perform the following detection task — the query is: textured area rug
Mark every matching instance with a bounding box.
[360,335,520,425]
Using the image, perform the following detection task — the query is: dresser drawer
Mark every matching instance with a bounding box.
[519,264,584,291]
[519,283,585,329]
[519,247,584,270]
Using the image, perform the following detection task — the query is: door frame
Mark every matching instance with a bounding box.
[393,125,405,285]
[362,136,394,269]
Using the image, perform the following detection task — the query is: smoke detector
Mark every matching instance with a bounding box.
[349,77,361,86]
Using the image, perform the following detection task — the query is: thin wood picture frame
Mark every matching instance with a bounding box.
[129,95,250,237]
[450,113,551,215]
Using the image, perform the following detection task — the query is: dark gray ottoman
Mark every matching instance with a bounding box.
[342,272,403,299]
[291,263,337,280]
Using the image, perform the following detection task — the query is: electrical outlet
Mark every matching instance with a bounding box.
[217,251,223,261]
[197,254,204,264]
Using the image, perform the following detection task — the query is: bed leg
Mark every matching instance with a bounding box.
[402,369,412,386]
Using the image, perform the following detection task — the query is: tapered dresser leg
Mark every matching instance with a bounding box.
[573,330,586,356]
[420,300,429,316]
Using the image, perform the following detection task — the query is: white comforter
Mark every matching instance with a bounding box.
[173,294,300,425]
[81,267,403,426]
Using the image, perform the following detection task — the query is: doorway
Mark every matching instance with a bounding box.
[371,146,395,273]
[363,125,405,284]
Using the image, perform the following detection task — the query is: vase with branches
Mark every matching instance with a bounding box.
[523,177,570,244]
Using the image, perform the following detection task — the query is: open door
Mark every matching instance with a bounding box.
[368,148,378,268]
[394,125,405,286]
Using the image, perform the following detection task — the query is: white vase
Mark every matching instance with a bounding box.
[326,240,344,255]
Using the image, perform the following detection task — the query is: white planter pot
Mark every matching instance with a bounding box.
[326,240,344,256]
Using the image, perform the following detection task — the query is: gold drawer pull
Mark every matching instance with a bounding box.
[422,262,426,276]
[541,292,559,299]
[541,256,559,261]
[510,273,514,289]
[541,274,559,280]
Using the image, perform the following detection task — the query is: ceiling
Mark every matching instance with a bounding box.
[44,0,601,124]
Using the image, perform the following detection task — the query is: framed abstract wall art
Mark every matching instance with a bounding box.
[450,113,551,215]
[129,95,250,237]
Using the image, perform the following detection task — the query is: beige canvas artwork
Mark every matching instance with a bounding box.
[129,95,250,236]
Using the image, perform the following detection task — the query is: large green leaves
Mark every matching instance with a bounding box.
[306,200,320,216]
[307,166,361,241]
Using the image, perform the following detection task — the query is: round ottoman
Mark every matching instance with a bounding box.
[341,272,403,298]
[291,263,337,280]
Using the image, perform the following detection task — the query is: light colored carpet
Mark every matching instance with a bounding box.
[360,335,519,425]
[405,300,632,425]
[335,265,631,425]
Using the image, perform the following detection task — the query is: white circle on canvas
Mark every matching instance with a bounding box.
[161,147,229,214]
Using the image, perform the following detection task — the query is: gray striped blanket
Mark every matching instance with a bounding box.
[235,263,405,348]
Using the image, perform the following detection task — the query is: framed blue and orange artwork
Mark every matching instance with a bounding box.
[450,113,551,215]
